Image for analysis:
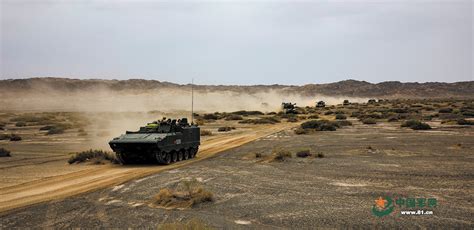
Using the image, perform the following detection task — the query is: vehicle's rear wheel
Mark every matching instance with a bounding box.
[190,147,198,158]
[171,151,178,163]
[183,149,189,160]
[158,151,171,165]
[177,150,183,161]
[116,152,138,164]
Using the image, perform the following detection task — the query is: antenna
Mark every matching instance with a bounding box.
[191,78,194,124]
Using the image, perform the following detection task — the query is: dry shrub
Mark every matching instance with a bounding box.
[238,117,280,124]
[224,114,243,120]
[9,134,22,141]
[457,119,474,125]
[294,127,307,135]
[68,149,118,164]
[200,130,213,136]
[158,218,212,230]
[0,148,11,157]
[401,120,431,130]
[270,148,292,162]
[335,114,347,120]
[151,179,214,209]
[287,117,298,122]
[255,152,262,158]
[307,114,319,119]
[217,126,234,132]
[316,152,325,158]
[300,120,339,131]
[296,149,311,158]
[361,118,377,124]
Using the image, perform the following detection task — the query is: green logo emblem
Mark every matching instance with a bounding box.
[372,196,394,217]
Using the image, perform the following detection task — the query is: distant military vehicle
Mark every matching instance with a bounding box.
[281,102,297,114]
[109,118,200,165]
[316,101,326,108]
[343,100,350,106]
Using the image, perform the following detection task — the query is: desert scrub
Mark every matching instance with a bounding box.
[307,114,319,119]
[68,149,118,164]
[287,116,298,122]
[200,130,213,136]
[335,120,352,126]
[335,114,347,120]
[316,152,325,158]
[238,117,280,124]
[151,178,214,209]
[296,149,311,158]
[401,120,431,130]
[0,148,11,157]
[457,119,474,125]
[158,219,212,230]
[9,134,22,141]
[231,110,264,116]
[300,120,339,131]
[15,121,27,127]
[46,127,65,135]
[202,114,218,120]
[224,114,243,120]
[0,134,12,140]
[438,108,453,113]
[271,148,292,162]
[361,118,377,125]
[217,126,235,132]
[294,127,307,135]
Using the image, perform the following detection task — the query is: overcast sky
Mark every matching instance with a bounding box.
[1,0,472,85]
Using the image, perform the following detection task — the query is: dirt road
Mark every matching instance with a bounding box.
[0,123,296,213]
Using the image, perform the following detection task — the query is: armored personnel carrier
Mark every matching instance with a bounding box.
[343,100,350,106]
[281,102,297,114]
[316,101,326,108]
[109,118,200,165]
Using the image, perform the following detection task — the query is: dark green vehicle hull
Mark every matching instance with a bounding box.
[109,125,200,164]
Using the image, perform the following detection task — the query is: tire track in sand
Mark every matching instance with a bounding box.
[0,123,296,214]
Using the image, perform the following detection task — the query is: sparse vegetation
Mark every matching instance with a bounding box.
[224,114,243,120]
[271,148,292,162]
[68,149,118,164]
[316,152,325,158]
[287,117,298,122]
[438,108,453,113]
[255,152,262,158]
[361,118,377,125]
[300,120,339,131]
[46,127,65,135]
[200,130,213,136]
[294,127,307,135]
[401,120,431,130]
[158,219,212,230]
[15,121,27,127]
[231,110,264,116]
[151,178,214,209]
[217,126,234,132]
[0,148,11,157]
[457,119,474,125]
[9,134,22,141]
[238,117,280,124]
[335,114,347,120]
[296,149,311,158]
[203,114,218,120]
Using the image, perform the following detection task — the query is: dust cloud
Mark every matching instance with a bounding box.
[0,87,368,113]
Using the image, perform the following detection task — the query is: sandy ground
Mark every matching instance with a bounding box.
[0,117,297,213]
[1,119,473,228]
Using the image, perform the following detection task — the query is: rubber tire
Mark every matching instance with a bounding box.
[183,149,189,160]
[177,150,183,161]
[160,152,171,165]
[171,151,178,163]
